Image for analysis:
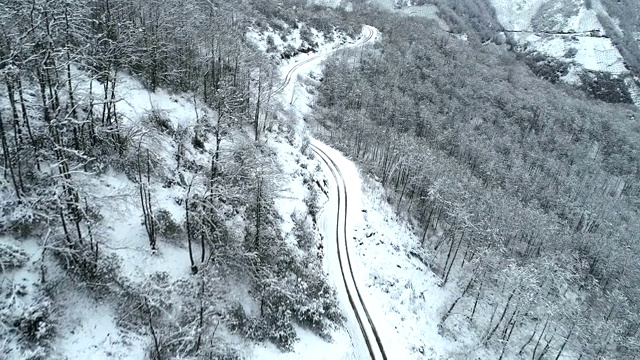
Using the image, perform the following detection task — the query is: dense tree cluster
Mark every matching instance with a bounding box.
[0,0,343,357]
[313,13,640,359]
[414,0,502,42]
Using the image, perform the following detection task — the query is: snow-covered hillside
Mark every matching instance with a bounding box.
[490,0,640,104]
[0,15,380,358]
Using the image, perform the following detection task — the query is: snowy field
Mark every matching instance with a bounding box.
[515,32,627,75]
[491,0,632,86]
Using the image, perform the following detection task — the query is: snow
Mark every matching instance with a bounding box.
[256,20,494,359]
[517,32,627,74]
[71,69,204,130]
[253,325,356,360]
[309,0,344,9]
[253,25,382,359]
[561,63,583,84]
[269,134,314,246]
[246,23,345,59]
[0,237,147,360]
[52,290,147,360]
[76,168,192,284]
[567,7,603,33]
[491,0,549,31]
[247,28,294,53]
[491,0,631,80]
[398,5,449,31]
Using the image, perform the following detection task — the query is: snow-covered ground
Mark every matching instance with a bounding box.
[491,0,544,31]
[256,21,501,359]
[253,25,380,360]
[515,32,627,75]
[490,0,640,104]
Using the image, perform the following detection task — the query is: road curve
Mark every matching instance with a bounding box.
[275,25,382,359]
[274,25,377,95]
[311,143,387,360]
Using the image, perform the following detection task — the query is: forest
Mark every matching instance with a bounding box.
[3,0,640,358]
[0,0,359,358]
[312,11,640,359]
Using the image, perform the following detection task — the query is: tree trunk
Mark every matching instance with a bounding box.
[554,323,575,360]
[186,183,196,274]
[485,288,516,343]
[0,112,21,198]
[443,229,465,285]
[531,317,550,360]
[254,70,262,142]
[440,275,474,325]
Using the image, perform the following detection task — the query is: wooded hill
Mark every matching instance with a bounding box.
[313,12,640,359]
[0,0,354,358]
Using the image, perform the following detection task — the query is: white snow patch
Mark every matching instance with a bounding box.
[567,7,603,33]
[516,32,627,74]
[53,290,147,360]
[491,0,549,31]
[253,325,356,359]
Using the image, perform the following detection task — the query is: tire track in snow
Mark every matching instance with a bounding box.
[274,26,375,95]
[311,143,387,360]
[274,24,381,359]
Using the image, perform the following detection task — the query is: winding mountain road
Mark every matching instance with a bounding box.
[311,143,387,360]
[276,25,385,360]
[275,25,376,96]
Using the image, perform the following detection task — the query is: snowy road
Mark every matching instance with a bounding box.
[275,25,377,102]
[311,142,387,360]
[275,25,384,359]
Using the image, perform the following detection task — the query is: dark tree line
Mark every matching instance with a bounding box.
[313,13,640,359]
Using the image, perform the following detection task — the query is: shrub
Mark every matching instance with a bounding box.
[281,44,297,59]
[154,208,183,241]
[192,133,205,150]
[292,211,315,250]
[304,186,320,219]
[51,240,122,297]
[146,109,174,135]
[0,242,29,269]
[522,51,570,84]
[579,71,633,104]
[228,299,298,351]
[564,47,578,59]
[228,305,267,342]
[266,35,277,53]
[15,299,55,342]
[1,287,56,347]
[288,255,343,337]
